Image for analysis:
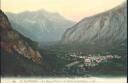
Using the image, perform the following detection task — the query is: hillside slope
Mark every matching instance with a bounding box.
[0,10,46,76]
[61,3,127,48]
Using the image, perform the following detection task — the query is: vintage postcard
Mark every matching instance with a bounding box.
[0,0,127,83]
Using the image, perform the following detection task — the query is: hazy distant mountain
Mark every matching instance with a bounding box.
[6,9,75,42]
[61,3,127,48]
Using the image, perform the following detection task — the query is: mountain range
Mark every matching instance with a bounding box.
[6,9,75,42]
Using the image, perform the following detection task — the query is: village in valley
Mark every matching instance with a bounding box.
[65,51,121,68]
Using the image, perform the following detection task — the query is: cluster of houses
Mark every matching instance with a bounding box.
[83,54,121,67]
[67,53,121,68]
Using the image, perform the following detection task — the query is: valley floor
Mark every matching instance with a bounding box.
[38,44,127,77]
[1,43,127,77]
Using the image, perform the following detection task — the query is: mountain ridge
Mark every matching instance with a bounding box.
[61,2,127,48]
[0,9,43,64]
[6,9,75,42]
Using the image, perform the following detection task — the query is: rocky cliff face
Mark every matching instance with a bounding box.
[61,3,127,47]
[0,10,43,64]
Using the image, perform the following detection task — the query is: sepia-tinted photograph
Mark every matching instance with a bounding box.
[0,0,127,83]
